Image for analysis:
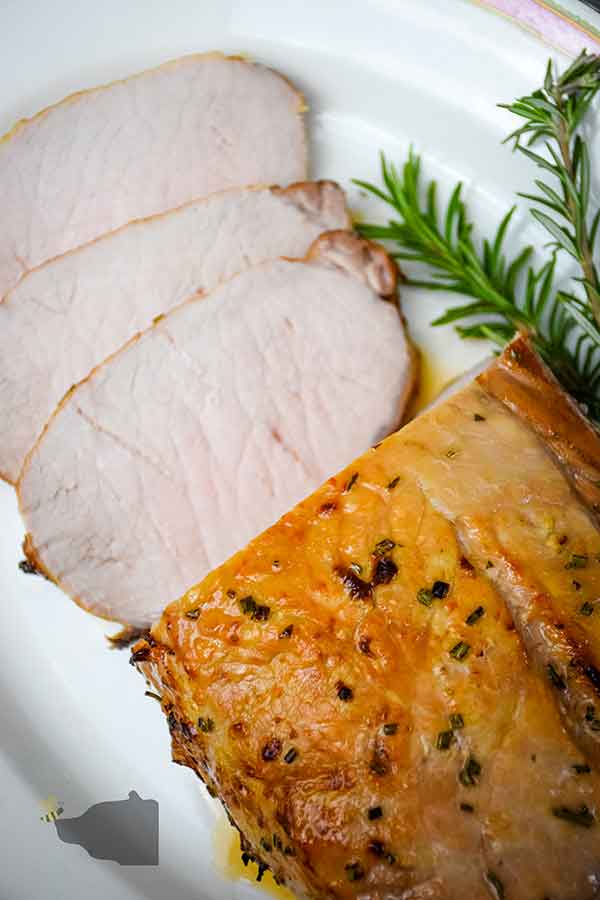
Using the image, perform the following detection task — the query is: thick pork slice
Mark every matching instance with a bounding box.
[19,233,415,628]
[0,53,306,298]
[133,340,600,900]
[0,181,349,483]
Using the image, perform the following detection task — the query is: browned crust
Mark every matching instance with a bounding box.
[17,237,412,625]
[478,334,600,522]
[131,639,312,894]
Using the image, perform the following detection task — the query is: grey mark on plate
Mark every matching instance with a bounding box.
[54,791,159,865]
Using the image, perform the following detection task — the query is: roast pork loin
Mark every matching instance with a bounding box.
[0,181,348,483]
[133,336,600,900]
[0,52,306,298]
[19,232,416,627]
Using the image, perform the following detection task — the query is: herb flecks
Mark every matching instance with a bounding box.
[436,730,455,750]
[417,588,434,607]
[261,739,282,762]
[358,636,373,655]
[344,472,359,493]
[337,567,373,602]
[345,862,365,882]
[374,538,396,556]
[130,644,151,664]
[185,607,201,619]
[450,641,471,661]
[367,805,383,820]
[466,606,485,626]
[198,717,215,733]
[547,663,567,690]
[145,690,162,702]
[256,863,269,882]
[585,703,600,731]
[460,556,476,574]
[459,756,482,787]
[580,600,595,616]
[387,476,401,490]
[370,745,390,776]
[373,556,398,586]
[566,553,588,570]
[337,682,354,702]
[417,580,450,608]
[450,713,465,729]
[486,871,505,900]
[368,840,385,856]
[552,804,595,828]
[240,596,270,621]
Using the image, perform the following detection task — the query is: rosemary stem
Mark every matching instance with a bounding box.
[554,90,600,328]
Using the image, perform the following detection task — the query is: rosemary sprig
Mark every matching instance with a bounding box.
[354,150,600,420]
[354,54,600,421]
[501,51,600,330]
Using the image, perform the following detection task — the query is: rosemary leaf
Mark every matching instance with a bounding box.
[353,52,600,423]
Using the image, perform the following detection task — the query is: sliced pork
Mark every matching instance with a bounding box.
[0,181,349,483]
[0,52,306,299]
[132,338,600,900]
[19,232,415,628]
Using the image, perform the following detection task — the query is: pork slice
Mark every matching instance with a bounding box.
[0,181,349,483]
[132,337,600,899]
[19,232,415,628]
[0,52,306,298]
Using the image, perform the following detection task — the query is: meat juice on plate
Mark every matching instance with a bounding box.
[214,815,294,900]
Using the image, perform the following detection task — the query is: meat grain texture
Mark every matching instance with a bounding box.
[0,181,349,483]
[19,233,415,628]
[0,52,306,299]
[134,337,600,900]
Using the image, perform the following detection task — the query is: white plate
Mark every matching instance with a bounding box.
[0,2,598,898]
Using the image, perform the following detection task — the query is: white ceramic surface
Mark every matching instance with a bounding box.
[1,2,598,899]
